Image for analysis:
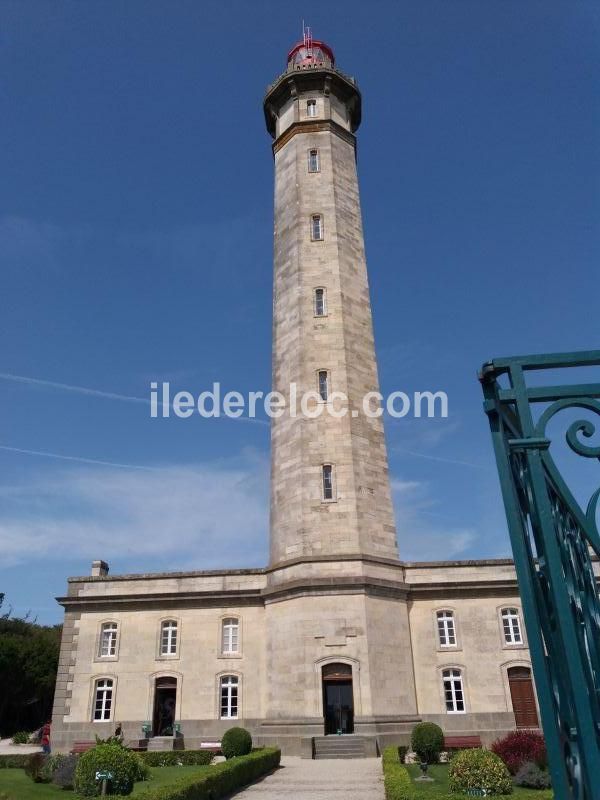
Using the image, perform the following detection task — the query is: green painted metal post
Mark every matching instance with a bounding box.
[480,350,600,800]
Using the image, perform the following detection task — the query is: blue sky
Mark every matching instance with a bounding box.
[1,1,599,623]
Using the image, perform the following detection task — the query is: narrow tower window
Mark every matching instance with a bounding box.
[307,99,317,117]
[220,675,239,719]
[501,608,523,644]
[318,370,329,401]
[436,611,456,647]
[311,214,323,241]
[99,622,118,658]
[93,678,114,721]
[442,668,465,713]
[314,288,327,317]
[322,464,334,500]
[160,620,178,656]
[308,149,320,173]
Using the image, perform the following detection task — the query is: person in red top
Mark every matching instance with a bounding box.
[40,721,51,754]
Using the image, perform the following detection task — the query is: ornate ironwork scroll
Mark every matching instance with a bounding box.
[480,351,600,800]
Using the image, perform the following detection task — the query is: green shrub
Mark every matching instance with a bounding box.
[514,761,552,790]
[449,748,513,795]
[382,746,413,800]
[0,754,31,769]
[74,743,146,796]
[139,750,213,767]
[24,753,50,783]
[410,722,444,764]
[52,753,79,789]
[221,727,252,759]
[11,730,30,744]
[134,747,280,800]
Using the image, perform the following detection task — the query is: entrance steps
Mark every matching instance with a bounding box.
[313,735,376,759]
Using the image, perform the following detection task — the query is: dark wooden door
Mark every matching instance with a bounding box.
[508,667,539,728]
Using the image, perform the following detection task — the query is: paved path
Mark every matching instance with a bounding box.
[230,756,384,800]
[0,738,42,755]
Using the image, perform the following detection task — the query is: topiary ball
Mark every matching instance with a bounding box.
[221,726,253,759]
[410,722,444,763]
[74,743,144,796]
[449,748,513,795]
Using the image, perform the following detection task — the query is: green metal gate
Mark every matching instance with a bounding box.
[480,351,600,800]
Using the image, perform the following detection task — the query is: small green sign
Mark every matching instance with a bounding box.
[95,771,114,781]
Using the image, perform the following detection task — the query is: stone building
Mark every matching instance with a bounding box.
[51,38,539,756]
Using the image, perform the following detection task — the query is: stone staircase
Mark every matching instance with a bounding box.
[313,735,375,759]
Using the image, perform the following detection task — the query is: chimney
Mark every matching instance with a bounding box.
[91,560,109,578]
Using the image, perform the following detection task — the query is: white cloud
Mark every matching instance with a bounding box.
[391,475,477,561]
[0,450,270,571]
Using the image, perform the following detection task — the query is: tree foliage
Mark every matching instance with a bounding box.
[0,594,61,736]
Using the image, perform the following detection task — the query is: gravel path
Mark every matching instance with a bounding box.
[230,756,385,800]
[0,738,42,755]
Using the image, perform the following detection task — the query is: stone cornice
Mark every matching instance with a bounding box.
[272,119,356,155]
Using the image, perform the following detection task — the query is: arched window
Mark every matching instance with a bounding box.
[308,148,320,173]
[220,675,239,719]
[322,464,334,501]
[442,668,465,713]
[314,288,327,317]
[311,214,323,241]
[501,608,523,644]
[99,622,118,658]
[93,678,114,721]
[307,99,317,117]
[436,610,456,647]
[160,620,178,656]
[221,618,240,654]
[318,370,329,401]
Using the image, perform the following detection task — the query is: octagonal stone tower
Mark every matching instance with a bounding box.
[261,38,418,749]
[264,38,399,567]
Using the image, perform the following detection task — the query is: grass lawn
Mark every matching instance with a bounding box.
[0,765,211,799]
[406,764,553,799]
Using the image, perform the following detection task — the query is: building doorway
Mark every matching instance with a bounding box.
[322,663,354,735]
[153,676,177,736]
[508,667,539,728]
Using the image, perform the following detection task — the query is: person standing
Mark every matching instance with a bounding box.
[40,721,51,755]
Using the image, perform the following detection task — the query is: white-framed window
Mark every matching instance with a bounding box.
[311,214,323,241]
[160,620,178,656]
[93,678,114,721]
[308,148,320,173]
[442,668,465,713]
[318,370,329,401]
[221,617,240,654]
[314,287,327,317]
[220,675,239,719]
[436,610,456,648]
[501,608,523,644]
[322,464,334,500]
[99,622,118,658]
[307,99,317,117]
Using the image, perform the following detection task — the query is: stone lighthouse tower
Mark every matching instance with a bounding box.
[262,36,418,750]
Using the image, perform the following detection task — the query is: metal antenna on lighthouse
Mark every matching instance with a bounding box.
[302,21,313,56]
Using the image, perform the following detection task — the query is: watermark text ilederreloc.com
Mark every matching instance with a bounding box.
[150,383,448,420]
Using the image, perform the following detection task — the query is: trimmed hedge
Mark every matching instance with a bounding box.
[411,722,444,764]
[135,747,280,800]
[74,743,148,796]
[138,751,214,768]
[449,748,513,795]
[221,727,252,759]
[0,754,32,769]
[382,746,413,800]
